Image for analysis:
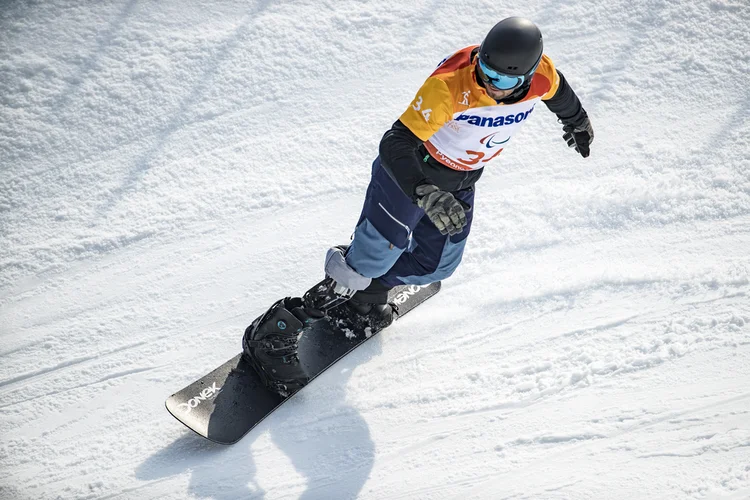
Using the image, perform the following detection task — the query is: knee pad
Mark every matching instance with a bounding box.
[324,246,372,292]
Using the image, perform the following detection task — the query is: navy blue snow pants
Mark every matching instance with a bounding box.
[345,157,474,288]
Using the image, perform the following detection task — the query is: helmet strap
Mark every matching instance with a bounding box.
[495,79,532,104]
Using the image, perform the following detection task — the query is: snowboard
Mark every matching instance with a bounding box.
[166,281,441,444]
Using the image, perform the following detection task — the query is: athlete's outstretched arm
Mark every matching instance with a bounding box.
[544,70,585,124]
[544,70,594,157]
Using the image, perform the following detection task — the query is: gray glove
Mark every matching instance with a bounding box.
[562,113,594,158]
[415,184,468,236]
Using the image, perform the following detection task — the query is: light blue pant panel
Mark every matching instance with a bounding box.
[346,219,406,278]
[396,236,467,285]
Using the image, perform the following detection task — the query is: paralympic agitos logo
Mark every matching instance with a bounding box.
[480,132,511,148]
[456,106,534,128]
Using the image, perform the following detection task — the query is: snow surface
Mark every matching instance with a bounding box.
[2,0,750,498]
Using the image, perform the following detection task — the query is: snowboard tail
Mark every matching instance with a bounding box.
[165,281,441,444]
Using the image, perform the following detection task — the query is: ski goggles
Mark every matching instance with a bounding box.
[477,58,538,91]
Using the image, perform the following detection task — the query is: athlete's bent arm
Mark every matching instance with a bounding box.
[378,120,430,201]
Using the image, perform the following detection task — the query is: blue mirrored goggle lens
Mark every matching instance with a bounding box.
[478,59,525,90]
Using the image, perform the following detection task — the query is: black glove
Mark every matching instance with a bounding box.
[562,113,594,158]
[415,184,468,236]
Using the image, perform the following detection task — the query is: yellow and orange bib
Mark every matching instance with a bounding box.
[399,46,560,171]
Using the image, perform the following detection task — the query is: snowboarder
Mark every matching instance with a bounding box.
[243,17,594,396]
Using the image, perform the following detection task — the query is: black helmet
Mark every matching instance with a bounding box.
[479,17,543,77]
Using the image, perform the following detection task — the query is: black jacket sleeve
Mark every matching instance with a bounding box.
[544,70,587,127]
[378,120,429,200]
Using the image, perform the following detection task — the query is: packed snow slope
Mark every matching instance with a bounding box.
[2,0,749,498]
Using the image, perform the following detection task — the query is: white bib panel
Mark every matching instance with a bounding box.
[425,97,541,171]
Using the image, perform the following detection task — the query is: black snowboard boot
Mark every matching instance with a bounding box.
[327,279,394,335]
[242,297,324,397]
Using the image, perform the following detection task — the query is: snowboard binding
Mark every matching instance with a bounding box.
[243,246,395,397]
[242,297,323,397]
